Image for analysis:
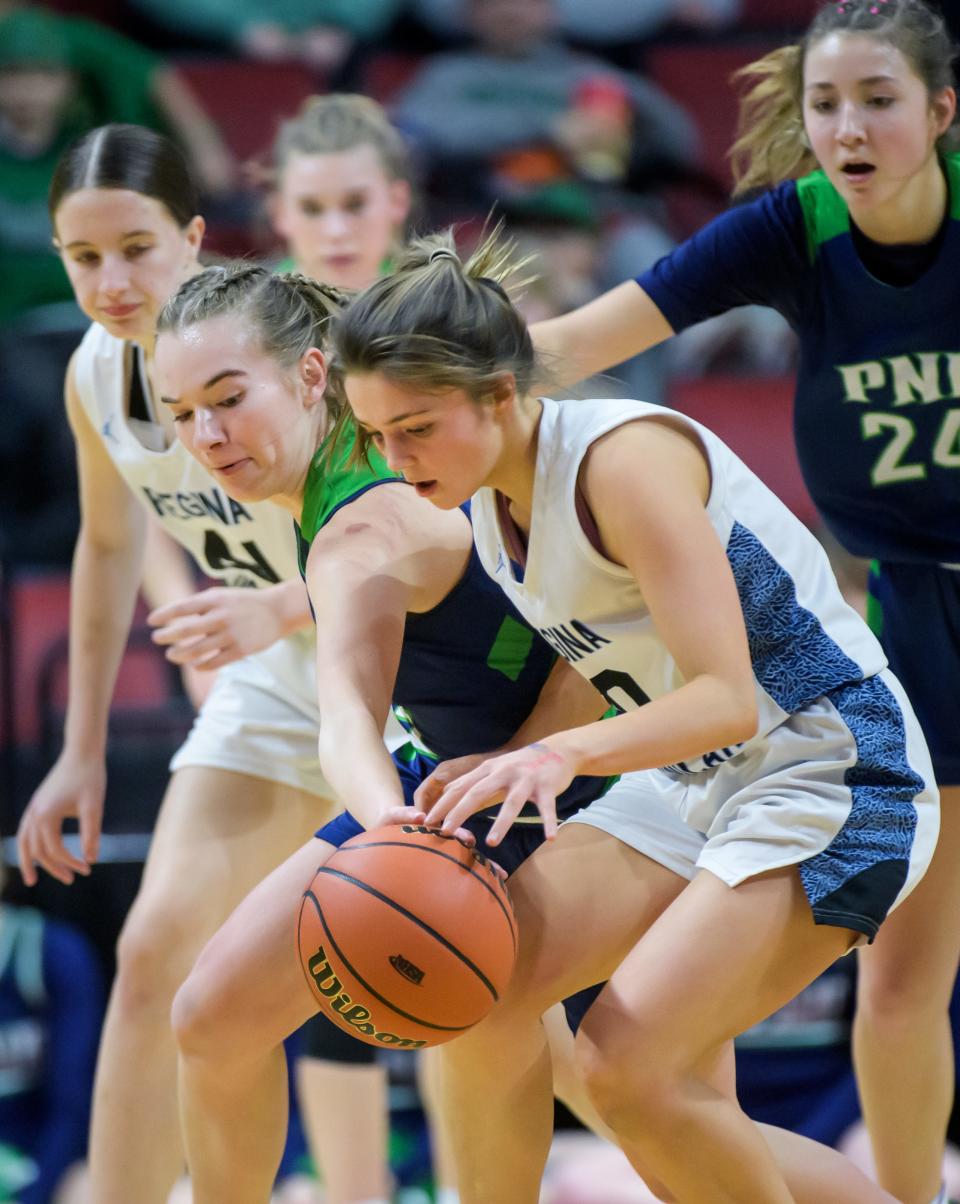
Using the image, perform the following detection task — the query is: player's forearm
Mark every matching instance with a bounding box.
[317,708,405,828]
[544,675,759,778]
[264,579,314,637]
[63,531,144,756]
[139,519,196,611]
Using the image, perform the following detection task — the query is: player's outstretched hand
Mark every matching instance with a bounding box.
[148,585,287,670]
[413,751,496,813]
[424,742,576,847]
[17,753,106,886]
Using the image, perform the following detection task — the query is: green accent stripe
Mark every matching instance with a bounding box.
[796,170,850,264]
[865,559,883,639]
[797,154,960,262]
[486,615,535,681]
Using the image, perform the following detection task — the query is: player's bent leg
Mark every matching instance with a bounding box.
[575,867,889,1204]
[89,767,330,1204]
[438,823,689,1204]
[172,836,334,1204]
[853,783,960,1204]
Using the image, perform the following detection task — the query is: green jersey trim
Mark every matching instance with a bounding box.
[299,421,400,546]
[797,153,960,264]
[796,170,849,263]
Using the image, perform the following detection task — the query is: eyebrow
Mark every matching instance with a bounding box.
[63,229,156,250]
[357,408,432,429]
[806,75,898,91]
[159,369,246,405]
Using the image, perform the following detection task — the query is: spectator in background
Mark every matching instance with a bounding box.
[393,0,699,401]
[126,0,404,79]
[410,0,742,53]
[0,2,236,327]
[0,867,103,1204]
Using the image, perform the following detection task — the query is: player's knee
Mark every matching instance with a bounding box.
[855,969,947,1027]
[575,1023,677,1136]
[113,894,197,1013]
[856,937,958,1022]
[171,966,229,1060]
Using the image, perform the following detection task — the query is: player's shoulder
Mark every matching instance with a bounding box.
[713,177,805,248]
[68,322,124,409]
[76,318,118,358]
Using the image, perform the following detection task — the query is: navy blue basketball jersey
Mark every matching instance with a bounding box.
[638,155,960,565]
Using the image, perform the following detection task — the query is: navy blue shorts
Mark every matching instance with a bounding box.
[868,561,960,785]
[317,742,555,874]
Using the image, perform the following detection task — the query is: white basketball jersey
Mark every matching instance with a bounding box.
[471,397,887,773]
[73,323,301,588]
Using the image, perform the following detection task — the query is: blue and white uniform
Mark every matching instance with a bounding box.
[73,321,336,796]
[297,425,704,885]
[637,158,960,783]
[471,397,939,941]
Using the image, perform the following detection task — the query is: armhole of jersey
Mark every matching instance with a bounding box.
[796,172,849,264]
[128,345,152,424]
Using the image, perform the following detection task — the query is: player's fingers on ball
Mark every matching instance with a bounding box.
[382,806,420,826]
[488,792,527,845]
[423,792,455,826]
[441,783,499,832]
[427,781,467,826]
[437,793,476,832]
[411,776,439,811]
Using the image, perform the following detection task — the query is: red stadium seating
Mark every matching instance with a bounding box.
[645,39,780,193]
[738,0,820,31]
[1,572,181,749]
[669,374,818,529]
[357,51,425,105]
[175,59,320,164]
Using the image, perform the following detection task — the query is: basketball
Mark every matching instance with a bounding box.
[297,823,518,1049]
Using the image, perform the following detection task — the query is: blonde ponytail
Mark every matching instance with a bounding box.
[729,44,818,196]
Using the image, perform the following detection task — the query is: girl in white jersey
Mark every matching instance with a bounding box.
[14,124,340,1204]
[329,231,940,1204]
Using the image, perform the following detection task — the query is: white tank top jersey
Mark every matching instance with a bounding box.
[471,397,889,775]
[73,322,301,589]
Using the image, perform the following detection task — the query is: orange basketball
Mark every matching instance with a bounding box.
[297,823,518,1049]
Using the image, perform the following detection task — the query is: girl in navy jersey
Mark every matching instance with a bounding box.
[14,124,344,1204]
[328,229,938,1204]
[260,90,421,1204]
[528,3,960,1201]
[149,263,714,1204]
